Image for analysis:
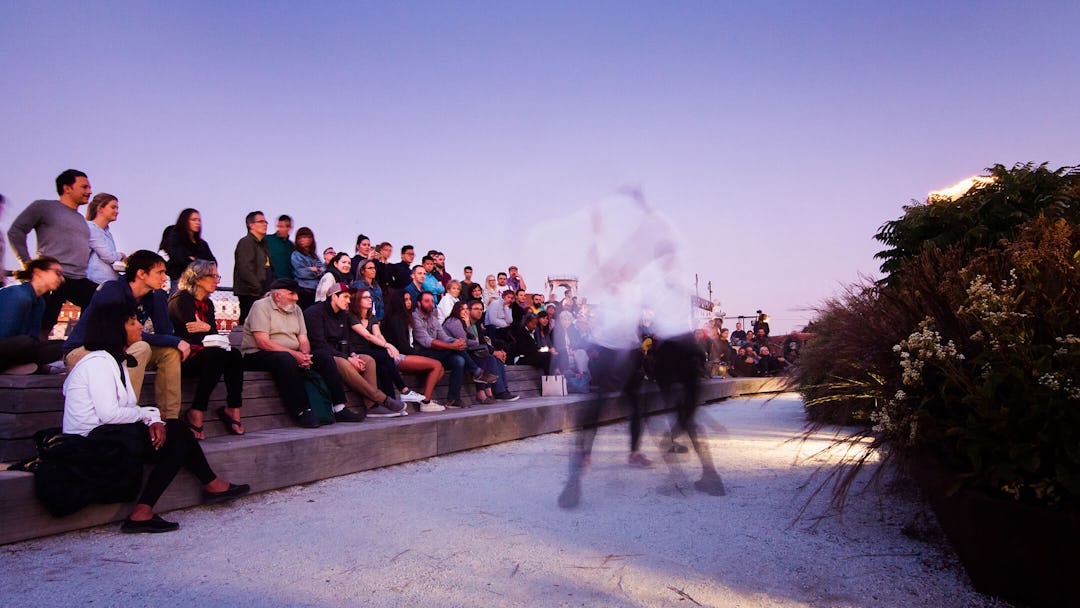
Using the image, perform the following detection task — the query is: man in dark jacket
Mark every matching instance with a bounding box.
[304,283,404,417]
[233,211,271,324]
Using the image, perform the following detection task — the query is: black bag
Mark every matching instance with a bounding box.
[13,427,142,517]
[300,369,341,425]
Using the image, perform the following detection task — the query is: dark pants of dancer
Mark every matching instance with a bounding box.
[89,419,215,508]
[651,333,719,478]
[0,336,63,370]
[41,277,98,337]
[243,350,346,415]
[182,347,243,410]
[574,347,645,461]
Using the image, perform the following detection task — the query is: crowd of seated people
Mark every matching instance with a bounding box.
[695,311,796,377]
[0,170,800,534]
[3,173,793,422]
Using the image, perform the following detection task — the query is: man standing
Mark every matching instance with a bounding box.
[63,250,189,420]
[384,244,414,292]
[7,169,99,337]
[412,291,497,408]
[507,266,527,292]
[460,266,477,300]
[432,251,451,288]
[233,210,271,324]
[266,214,295,281]
[304,282,405,417]
[241,279,363,427]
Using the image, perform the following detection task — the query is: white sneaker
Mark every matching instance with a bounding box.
[399,390,425,403]
[419,400,446,412]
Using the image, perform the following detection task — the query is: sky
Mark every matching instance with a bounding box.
[2,1,1077,334]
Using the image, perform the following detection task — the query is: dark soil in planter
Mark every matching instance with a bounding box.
[911,457,1080,608]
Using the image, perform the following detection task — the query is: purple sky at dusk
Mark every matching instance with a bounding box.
[2,1,1077,334]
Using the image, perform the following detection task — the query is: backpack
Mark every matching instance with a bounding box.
[300,369,340,425]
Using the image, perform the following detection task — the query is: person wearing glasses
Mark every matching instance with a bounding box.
[0,256,66,374]
[169,260,245,439]
[233,210,271,324]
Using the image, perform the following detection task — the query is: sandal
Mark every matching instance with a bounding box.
[185,410,205,440]
[217,407,245,436]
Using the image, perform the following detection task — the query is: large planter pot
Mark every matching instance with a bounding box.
[911,458,1080,607]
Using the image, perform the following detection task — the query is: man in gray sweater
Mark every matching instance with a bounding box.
[7,169,98,338]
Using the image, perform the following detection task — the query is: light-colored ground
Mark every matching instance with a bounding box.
[0,394,1008,607]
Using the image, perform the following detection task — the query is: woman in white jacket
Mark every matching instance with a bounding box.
[62,302,249,533]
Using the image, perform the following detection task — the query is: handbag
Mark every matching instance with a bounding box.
[541,374,567,397]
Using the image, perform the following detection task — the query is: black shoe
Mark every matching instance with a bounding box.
[334,407,366,423]
[495,392,520,401]
[295,409,322,428]
[121,514,179,534]
[203,483,251,505]
[444,398,464,409]
[667,442,690,454]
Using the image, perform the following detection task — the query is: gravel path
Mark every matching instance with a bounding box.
[0,394,1009,607]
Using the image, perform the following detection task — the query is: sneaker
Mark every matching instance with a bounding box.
[399,390,425,403]
[367,405,405,418]
[1,363,38,375]
[295,409,322,428]
[494,392,520,402]
[473,370,499,384]
[382,396,405,413]
[333,408,366,423]
[628,452,654,469]
[121,514,179,534]
[419,399,446,413]
[444,398,464,409]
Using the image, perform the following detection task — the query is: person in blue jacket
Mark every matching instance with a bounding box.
[0,256,66,373]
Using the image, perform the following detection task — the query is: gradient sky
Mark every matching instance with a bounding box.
[2,1,1077,334]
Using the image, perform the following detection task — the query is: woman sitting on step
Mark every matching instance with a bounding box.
[63,301,249,533]
[168,260,245,439]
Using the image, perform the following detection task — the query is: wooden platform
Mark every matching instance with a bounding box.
[0,374,790,545]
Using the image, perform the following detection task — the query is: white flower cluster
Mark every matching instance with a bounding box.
[957,274,1025,330]
[894,318,965,386]
[1038,372,1080,400]
[871,398,918,442]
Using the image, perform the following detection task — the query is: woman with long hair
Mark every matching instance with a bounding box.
[290,226,324,309]
[85,193,125,284]
[0,256,65,374]
[63,301,248,533]
[441,300,495,404]
[535,310,555,351]
[316,252,352,302]
[377,289,446,412]
[162,209,216,288]
[352,259,384,320]
[481,274,500,306]
[168,260,244,439]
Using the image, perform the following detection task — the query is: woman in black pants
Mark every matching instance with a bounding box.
[62,302,248,533]
[168,260,245,438]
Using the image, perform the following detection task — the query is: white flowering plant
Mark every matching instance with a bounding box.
[797,164,1080,511]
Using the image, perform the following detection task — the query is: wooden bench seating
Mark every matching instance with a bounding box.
[0,370,791,546]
